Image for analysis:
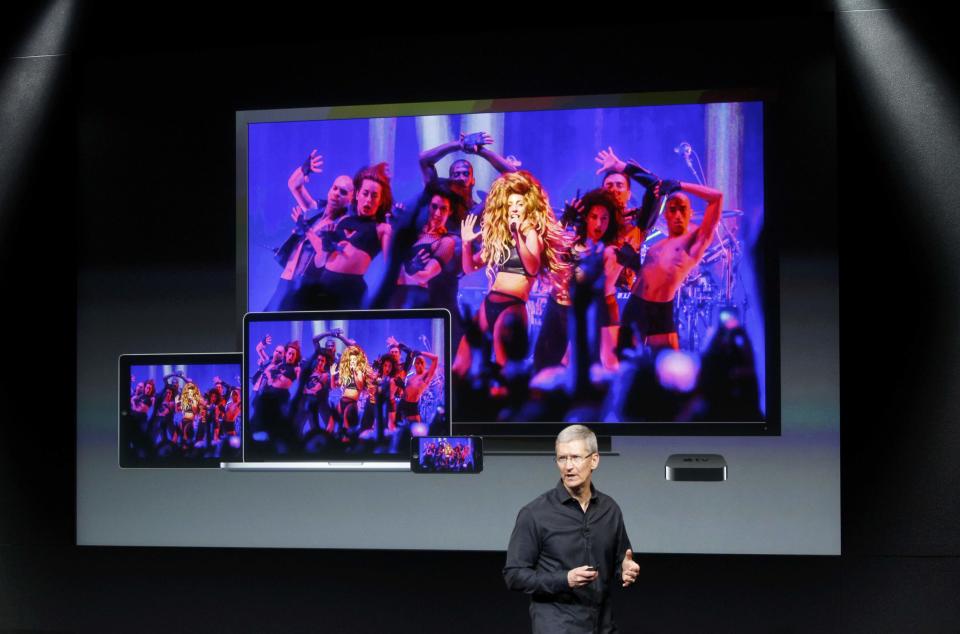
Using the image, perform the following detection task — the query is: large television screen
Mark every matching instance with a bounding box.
[238,92,775,435]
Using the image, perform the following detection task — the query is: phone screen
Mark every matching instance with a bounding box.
[411,436,482,473]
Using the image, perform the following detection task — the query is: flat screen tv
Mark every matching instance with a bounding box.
[237,91,776,436]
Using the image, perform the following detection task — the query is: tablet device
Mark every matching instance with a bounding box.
[119,353,243,468]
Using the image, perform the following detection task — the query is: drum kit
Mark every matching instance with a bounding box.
[418,371,445,423]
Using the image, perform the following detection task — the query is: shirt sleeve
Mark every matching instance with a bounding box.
[503,507,569,596]
[612,504,633,582]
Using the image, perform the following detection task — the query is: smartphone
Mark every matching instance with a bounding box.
[411,436,483,474]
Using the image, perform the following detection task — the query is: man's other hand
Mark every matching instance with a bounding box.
[621,549,639,587]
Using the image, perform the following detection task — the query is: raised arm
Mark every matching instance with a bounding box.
[469,132,518,175]
[255,335,271,365]
[595,147,662,234]
[421,351,439,382]
[288,150,323,211]
[419,140,462,184]
[420,132,517,184]
[683,182,723,259]
[594,147,659,189]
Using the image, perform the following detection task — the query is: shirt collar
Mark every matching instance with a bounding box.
[554,479,599,506]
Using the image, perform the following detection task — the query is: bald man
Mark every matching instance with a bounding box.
[618,182,723,352]
[266,150,355,310]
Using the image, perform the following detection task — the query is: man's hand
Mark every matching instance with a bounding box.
[460,131,494,154]
[301,149,324,181]
[595,146,627,175]
[658,179,682,197]
[621,549,639,587]
[567,565,599,588]
[291,205,310,232]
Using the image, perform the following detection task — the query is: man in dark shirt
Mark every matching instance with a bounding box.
[504,424,639,633]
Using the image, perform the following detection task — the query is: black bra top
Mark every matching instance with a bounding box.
[402,238,448,276]
[498,242,535,277]
[335,215,381,259]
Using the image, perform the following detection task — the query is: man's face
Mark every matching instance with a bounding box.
[273,346,285,363]
[449,160,475,189]
[602,173,631,209]
[357,179,383,216]
[586,205,610,243]
[555,439,598,490]
[390,346,401,363]
[414,356,426,374]
[664,193,692,237]
[327,175,355,212]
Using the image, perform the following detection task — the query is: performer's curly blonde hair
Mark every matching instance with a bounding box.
[336,345,369,387]
[178,382,203,414]
[480,171,572,291]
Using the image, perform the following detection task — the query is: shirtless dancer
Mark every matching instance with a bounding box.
[398,351,439,427]
[618,183,723,351]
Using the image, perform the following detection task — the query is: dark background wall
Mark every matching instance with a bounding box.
[1,5,958,632]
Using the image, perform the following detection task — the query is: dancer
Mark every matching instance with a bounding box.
[251,341,301,448]
[391,180,466,310]
[398,351,439,427]
[176,382,204,448]
[573,188,625,370]
[374,353,403,434]
[333,345,371,439]
[292,163,393,309]
[455,171,571,370]
[300,354,333,437]
[419,131,518,217]
[223,388,242,439]
[618,182,723,351]
[265,150,355,310]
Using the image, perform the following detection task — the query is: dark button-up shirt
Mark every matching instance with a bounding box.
[503,480,632,633]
